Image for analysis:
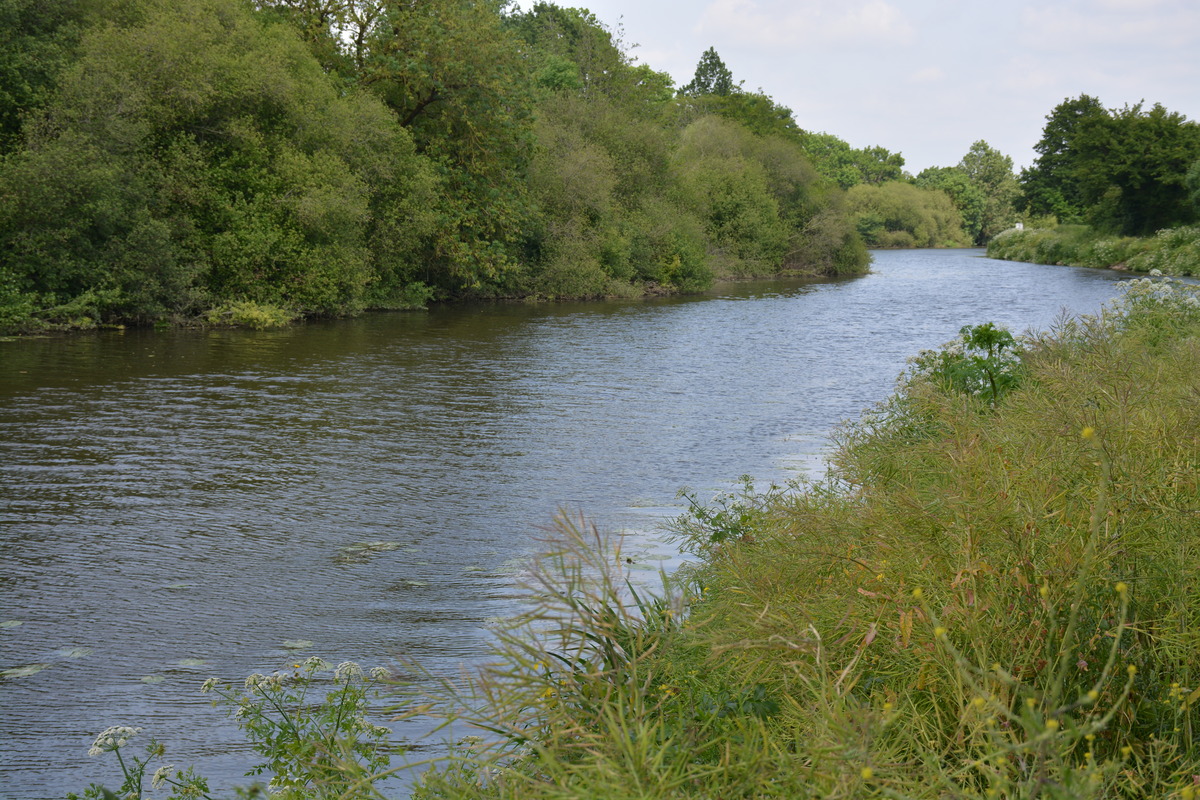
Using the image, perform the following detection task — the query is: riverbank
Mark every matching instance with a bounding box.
[987,223,1200,277]
[412,276,1200,799]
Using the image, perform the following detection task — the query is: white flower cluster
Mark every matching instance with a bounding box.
[200,677,218,694]
[369,666,390,681]
[334,661,364,682]
[244,672,285,690]
[151,764,175,789]
[303,656,330,672]
[88,725,142,756]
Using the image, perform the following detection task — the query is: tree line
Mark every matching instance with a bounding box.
[2,1,1196,333]
[0,0,872,332]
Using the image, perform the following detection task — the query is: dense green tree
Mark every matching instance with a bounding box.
[846,182,970,248]
[1018,94,1106,222]
[1019,96,1200,235]
[0,0,436,326]
[1075,103,1200,235]
[916,166,985,242]
[679,47,738,97]
[958,140,1018,243]
[1187,158,1200,213]
[357,0,535,294]
[798,132,906,189]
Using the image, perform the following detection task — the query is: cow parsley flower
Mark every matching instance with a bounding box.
[88,726,142,756]
[151,764,175,789]
[335,661,364,682]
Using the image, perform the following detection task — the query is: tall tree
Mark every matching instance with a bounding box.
[958,140,1018,243]
[679,47,738,97]
[1074,102,1200,235]
[359,0,535,293]
[1018,94,1107,222]
[916,166,985,243]
[0,0,436,325]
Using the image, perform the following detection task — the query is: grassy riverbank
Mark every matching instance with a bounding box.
[987,224,1200,277]
[411,276,1200,799]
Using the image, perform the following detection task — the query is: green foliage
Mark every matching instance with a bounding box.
[798,131,907,189]
[361,0,535,295]
[203,301,298,329]
[988,223,1200,277]
[1020,95,1200,236]
[906,322,1023,405]
[1019,94,1108,223]
[678,47,738,97]
[0,0,437,329]
[0,0,868,330]
[846,181,972,248]
[74,658,398,800]
[916,165,986,242]
[958,140,1019,243]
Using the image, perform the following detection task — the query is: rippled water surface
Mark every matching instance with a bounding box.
[0,250,1136,796]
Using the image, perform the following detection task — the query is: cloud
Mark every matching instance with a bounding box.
[909,65,946,83]
[696,0,916,48]
[1018,1,1200,49]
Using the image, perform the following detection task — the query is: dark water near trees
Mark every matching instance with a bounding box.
[0,250,1136,796]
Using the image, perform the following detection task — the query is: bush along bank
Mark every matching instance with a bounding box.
[76,278,1200,798]
[988,223,1200,277]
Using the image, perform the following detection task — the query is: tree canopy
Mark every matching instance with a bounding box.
[1020,95,1200,235]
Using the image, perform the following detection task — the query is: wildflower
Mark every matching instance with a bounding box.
[151,765,174,789]
[200,677,218,694]
[1081,426,1095,439]
[1128,664,1137,677]
[1086,689,1099,702]
[244,673,266,689]
[335,661,364,682]
[933,626,947,638]
[369,666,390,681]
[1121,745,1133,757]
[911,587,923,599]
[88,726,142,756]
[1039,584,1050,599]
[1045,719,1060,732]
[1116,581,1128,596]
[860,767,873,780]
[972,696,986,709]
[303,656,329,672]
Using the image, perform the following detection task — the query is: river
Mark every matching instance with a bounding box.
[0,249,1138,797]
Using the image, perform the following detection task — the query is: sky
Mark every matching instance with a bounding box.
[511,0,1200,175]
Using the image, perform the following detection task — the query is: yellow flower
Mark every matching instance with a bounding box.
[860,767,873,780]
[911,587,923,599]
[1045,719,1060,732]
[934,626,948,637]
[1081,426,1095,439]
[1115,581,1128,596]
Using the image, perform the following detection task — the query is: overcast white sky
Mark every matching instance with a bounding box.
[512,0,1199,175]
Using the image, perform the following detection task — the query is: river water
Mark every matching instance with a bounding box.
[0,249,1136,796]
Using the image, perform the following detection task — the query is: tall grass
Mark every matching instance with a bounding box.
[414,277,1200,798]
